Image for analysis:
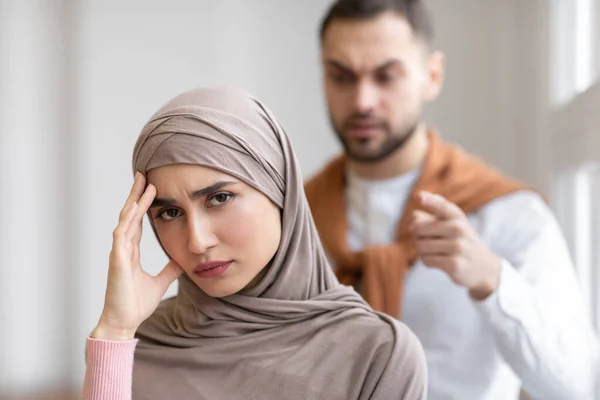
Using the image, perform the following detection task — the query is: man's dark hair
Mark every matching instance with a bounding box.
[319,0,433,44]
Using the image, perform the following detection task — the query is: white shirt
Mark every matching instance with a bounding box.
[342,168,600,400]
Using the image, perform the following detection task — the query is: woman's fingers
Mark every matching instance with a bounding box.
[119,172,145,222]
[125,183,157,243]
[111,180,156,271]
[155,260,184,294]
[109,201,138,274]
[113,201,138,245]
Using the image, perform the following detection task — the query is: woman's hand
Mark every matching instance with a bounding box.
[92,172,183,341]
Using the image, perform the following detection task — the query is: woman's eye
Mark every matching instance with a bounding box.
[158,208,181,221]
[208,193,234,207]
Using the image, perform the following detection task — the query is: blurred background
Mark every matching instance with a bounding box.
[1,0,599,398]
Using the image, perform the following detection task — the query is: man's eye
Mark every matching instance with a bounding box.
[375,73,394,85]
[330,72,354,84]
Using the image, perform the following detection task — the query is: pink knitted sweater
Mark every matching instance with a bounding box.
[82,337,137,400]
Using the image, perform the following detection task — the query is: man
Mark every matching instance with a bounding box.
[305,1,600,399]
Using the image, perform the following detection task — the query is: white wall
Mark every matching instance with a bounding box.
[427,0,519,176]
[0,0,549,397]
[427,0,552,194]
[0,0,73,395]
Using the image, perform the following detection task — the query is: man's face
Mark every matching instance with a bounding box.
[321,12,444,162]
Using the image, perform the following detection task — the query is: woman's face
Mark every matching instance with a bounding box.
[147,164,281,297]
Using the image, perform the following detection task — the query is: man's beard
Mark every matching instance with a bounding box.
[332,113,420,163]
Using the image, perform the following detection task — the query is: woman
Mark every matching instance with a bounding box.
[82,87,427,399]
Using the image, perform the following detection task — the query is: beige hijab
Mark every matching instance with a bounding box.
[131,87,427,400]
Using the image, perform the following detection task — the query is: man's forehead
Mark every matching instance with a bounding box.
[322,40,410,74]
[321,15,420,71]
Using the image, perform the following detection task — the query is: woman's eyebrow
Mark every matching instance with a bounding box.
[189,181,237,199]
[150,181,237,208]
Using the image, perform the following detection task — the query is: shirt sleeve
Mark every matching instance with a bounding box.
[81,336,138,400]
[472,191,600,400]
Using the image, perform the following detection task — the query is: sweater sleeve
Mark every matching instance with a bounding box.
[81,336,138,400]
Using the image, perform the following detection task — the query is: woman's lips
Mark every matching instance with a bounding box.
[193,260,233,278]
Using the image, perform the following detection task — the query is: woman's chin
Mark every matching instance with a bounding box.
[193,277,244,298]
